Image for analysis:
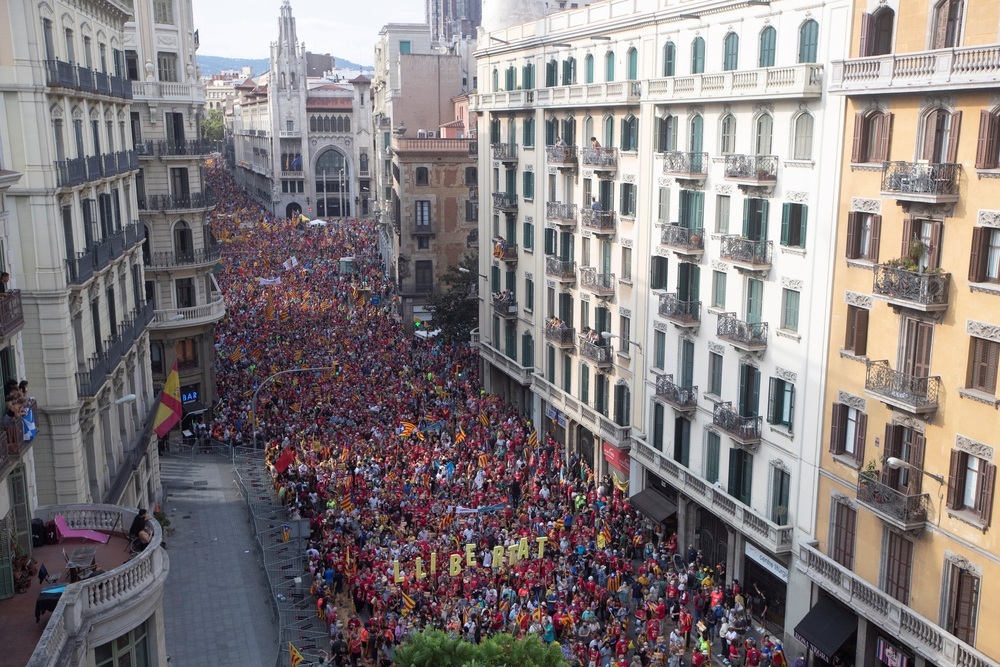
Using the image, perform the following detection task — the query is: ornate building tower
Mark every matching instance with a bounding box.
[269,0,309,216]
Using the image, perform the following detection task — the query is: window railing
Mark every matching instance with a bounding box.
[545,256,576,279]
[724,154,778,182]
[712,402,762,442]
[662,151,708,176]
[579,338,614,364]
[581,146,618,169]
[138,191,217,211]
[492,192,518,211]
[865,360,940,412]
[655,374,698,409]
[55,158,88,187]
[544,323,576,345]
[856,475,929,528]
[880,161,960,197]
[658,293,701,324]
[661,224,705,252]
[580,208,616,233]
[545,201,578,223]
[872,265,950,309]
[76,304,151,397]
[491,142,518,161]
[580,268,615,295]
[145,245,222,268]
[158,139,217,157]
[716,312,768,349]
[0,290,25,339]
[85,155,103,180]
[66,221,144,286]
[44,60,131,99]
[720,235,772,267]
[491,292,518,317]
[546,145,578,165]
[135,140,156,157]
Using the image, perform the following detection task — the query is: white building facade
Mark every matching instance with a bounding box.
[473,0,850,640]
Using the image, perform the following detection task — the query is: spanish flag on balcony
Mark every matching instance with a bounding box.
[153,362,182,438]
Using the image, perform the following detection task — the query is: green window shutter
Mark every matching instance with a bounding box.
[742,197,752,237]
[799,206,808,247]
[581,364,590,404]
[781,203,791,246]
[768,376,779,424]
[760,199,769,239]
[491,265,501,292]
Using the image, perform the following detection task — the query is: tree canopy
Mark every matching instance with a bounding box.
[393,629,569,667]
[427,252,479,345]
[201,109,224,142]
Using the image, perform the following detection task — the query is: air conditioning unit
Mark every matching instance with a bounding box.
[416,129,427,138]
[426,131,437,138]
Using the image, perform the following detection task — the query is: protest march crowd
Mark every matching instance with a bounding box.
[205,164,793,667]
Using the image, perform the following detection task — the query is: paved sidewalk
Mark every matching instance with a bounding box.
[160,451,278,666]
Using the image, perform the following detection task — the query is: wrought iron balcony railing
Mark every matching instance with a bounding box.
[44,60,132,99]
[865,360,940,414]
[655,374,698,410]
[491,142,518,162]
[545,256,576,280]
[716,313,767,351]
[658,293,701,325]
[55,158,88,187]
[581,147,618,170]
[580,268,615,295]
[720,235,772,269]
[856,475,929,530]
[145,245,222,269]
[546,145,578,166]
[662,151,708,177]
[661,224,705,253]
[579,338,614,365]
[492,293,518,317]
[546,201,578,225]
[158,139,218,157]
[66,222,145,286]
[135,140,156,157]
[713,402,762,443]
[724,154,778,182]
[580,208,616,234]
[139,191,217,211]
[0,290,25,339]
[873,265,950,311]
[492,192,518,211]
[544,323,576,346]
[880,161,960,202]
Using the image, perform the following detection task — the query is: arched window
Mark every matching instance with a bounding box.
[851,110,892,163]
[323,116,331,132]
[723,32,739,71]
[603,115,614,147]
[522,117,535,147]
[584,54,595,83]
[663,41,676,76]
[865,7,895,57]
[344,117,350,132]
[505,65,516,90]
[142,225,151,264]
[689,115,704,154]
[626,48,638,80]
[561,116,576,146]
[489,118,501,143]
[798,19,819,63]
[792,113,814,160]
[920,107,961,163]
[280,72,286,89]
[492,68,499,92]
[465,166,478,185]
[562,57,576,85]
[605,51,615,82]
[290,72,296,88]
[759,26,776,68]
[522,62,535,88]
[415,167,429,185]
[691,37,705,74]
[620,115,638,151]
[173,220,193,259]
[309,116,316,132]
[584,116,594,142]
[335,116,342,133]
[755,114,774,155]
[360,153,369,174]
[932,0,963,49]
[545,117,558,146]
[719,114,736,154]
[655,114,677,152]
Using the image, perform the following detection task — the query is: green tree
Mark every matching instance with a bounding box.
[427,252,479,345]
[201,109,224,142]
[394,629,567,667]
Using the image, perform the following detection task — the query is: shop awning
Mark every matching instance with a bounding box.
[794,596,857,662]
[629,489,677,523]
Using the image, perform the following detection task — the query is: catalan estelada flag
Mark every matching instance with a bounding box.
[400,421,417,437]
[289,642,304,667]
[153,362,182,438]
[455,425,467,445]
[401,591,416,614]
[527,430,538,447]
[601,523,613,545]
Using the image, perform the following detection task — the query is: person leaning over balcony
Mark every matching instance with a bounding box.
[555,135,566,147]
[591,136,601,148]
[0,272,9,293]
[591,197,602,211]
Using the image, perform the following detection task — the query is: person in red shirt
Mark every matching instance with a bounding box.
[679,608,693,649]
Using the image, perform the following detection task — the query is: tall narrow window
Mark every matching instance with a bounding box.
[755,114,773,155]
[793,113,814,160]
[798,19,819,63]
[585,54,594,83]
[719,114,736,154]
[157,52,178,82]
[691,37,705,74]
[758,26,776,68]
[154,0,174,25]
[626,48,638,80]
[723,33,739,71]
[883,531,913,604]
[605,51,615,82]
[830,501,857,569]
[663,42,676,76]
[932,0,964,49]
[945,564,980,645]
[861,8,895,56]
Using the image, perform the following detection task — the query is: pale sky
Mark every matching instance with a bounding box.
[194,0,426,65]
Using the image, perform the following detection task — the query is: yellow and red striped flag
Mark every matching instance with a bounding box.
[478,453,489,468]
[401,591,416,614]
[229,348,244,363]
[153,362,182,438]
[601,523,613,545]
[340,496,354,513]
[400,421,417,437]
[455,425,467,445]
[289,643,304,667]
[478,411,489,427]
[527,430,538,447]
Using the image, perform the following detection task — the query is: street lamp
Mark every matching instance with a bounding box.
[81,393,138,420]
[885,457,945,485]
[601,330,642,352]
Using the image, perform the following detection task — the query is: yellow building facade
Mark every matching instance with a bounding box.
[796,2,1000,667]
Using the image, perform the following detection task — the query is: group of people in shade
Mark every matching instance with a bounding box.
[204,163,799,667]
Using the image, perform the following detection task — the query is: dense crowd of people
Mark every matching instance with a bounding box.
[205,164,796,667]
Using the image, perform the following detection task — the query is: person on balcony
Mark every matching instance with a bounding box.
[590,137,601,148]
[493,237,506,259]
[129,508,153,550]
[0,272,9,293]
[554,136,566,148]
[591,197,602,212]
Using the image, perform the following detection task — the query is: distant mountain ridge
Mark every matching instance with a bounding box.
[197,54,372,77]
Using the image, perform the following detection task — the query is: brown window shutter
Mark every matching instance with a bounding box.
[870,214,882,262]
[845,307,856,349]
[845,212,859,258]
[928,220,943,270]
[986,340,999,394]
[853,308,869,356]
[900,217,914,258]
[976,109,1000,169]
[830,403,845,454]
[979,462,996,525]
[968,227,987,283]
[859,13,874,57]
[851,114,865,163]
[946,449,963,510]
[922,110,939,161]
[908,433,926,495]
[877,113,893,162]
[855,412,867,465]
[881,424,899,485]
[946,110,962,164]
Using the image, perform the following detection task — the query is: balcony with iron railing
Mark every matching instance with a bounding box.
[712,402,762,445]
[661,224,705,256]
[658,293,701,327]
[545,201,578,229]
[545,256,576,282]
[856,475,930,532]
[492,192,518,213]
[872,265,951,312]
[546,145,578,168]
[579,338,614,367]
[67,222,145,286]
[145,245,222,269]
[138,191,217,212]
[580,268,615,296]
[716,313,768,352]
[631,443,793,554]
[865,360,940,415]
[0,290,25,340]
[720,236,772,271]
[544,322,576,348]
[655,374,698,411]
[492,292,518,319]
[580,208,616,235]
[55,158,88,187]
[494,242,518,263]
[491,142,518,164]
[158,139,218,157]
[580,147,618,173]
[662,151,708,180]
[829,43,1000,94]
[724,154,778,184]
[43,60,133,99]
[150,295,226,330]
[76,303,153,397]
[880,161,960,204]
[0,399,37,481]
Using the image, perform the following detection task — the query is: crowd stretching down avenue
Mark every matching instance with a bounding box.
[204,165,790,667]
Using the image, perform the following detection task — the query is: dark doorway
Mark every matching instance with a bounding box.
[285,202,301,218]
[697,509,729,569]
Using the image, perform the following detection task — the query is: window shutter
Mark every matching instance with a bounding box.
[946,110,962,164]
[751,369,761,417]
[980,462,996,525]
[947,449,963,510]
[830,403,845,454]
[851,114,865,163]
[800,206,808,247]
[877,113,893,162]
[969,227,987,282]
[908,433,926,495]
[853,308,869,356]
[928,221,943,270]
[787,385,795,429]
[780,203,791,246]
[845,212,859,259]
[881,424,899,485]
[742,198,752,238]
[975,110,995,168]
[855,412,868,464]
[653,117,662,152]
[986,113,1000,169]
[767,377,778,424]
[859,12,873,57]
[900,217,914,258]
[986,340,999,393]
[870,214,882,262]
[760,199,770,239]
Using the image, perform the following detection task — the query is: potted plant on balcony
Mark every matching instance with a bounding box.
[689,232,702,247]
[860,458,880,479]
